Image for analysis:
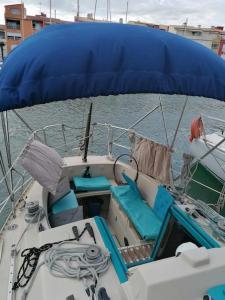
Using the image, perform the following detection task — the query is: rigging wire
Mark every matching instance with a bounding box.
[159,98,169,147]
[1,112,15,212]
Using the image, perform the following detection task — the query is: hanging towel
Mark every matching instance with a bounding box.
[133,137,171,185]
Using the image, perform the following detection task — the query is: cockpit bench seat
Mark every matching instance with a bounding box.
[110,183,173,240]
[73,176,111,192]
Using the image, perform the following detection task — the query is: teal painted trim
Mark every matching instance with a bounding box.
[151,204,220,261]
[126,257,153,268]
[208,284,225,299]
[94,216,128,283]
[151,210,171,261]
[171,206,221,249]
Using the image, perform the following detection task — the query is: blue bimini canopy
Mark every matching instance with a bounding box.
[1,22,225,111]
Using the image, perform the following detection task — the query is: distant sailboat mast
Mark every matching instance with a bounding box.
[184,18,188,36]
[94,0,98,20]
[94,0,111,22]
[109,0,111,22]
[107,0,111,22]
[77,0,80,17]
[49,0,52,24]
[126,1,129,23]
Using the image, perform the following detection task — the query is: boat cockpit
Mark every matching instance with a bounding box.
[38,155,222,286]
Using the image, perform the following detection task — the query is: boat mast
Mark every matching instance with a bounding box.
[49,0,52,24]
[77,0,80,17]
[106,0,111,22]
[125,1,129,23]
[109,0,111,22]
[94,0,98,20]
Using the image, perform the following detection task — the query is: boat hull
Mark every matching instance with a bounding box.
[190,136,225,182]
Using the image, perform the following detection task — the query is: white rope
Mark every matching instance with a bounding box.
[22,241,111,300]
[45,241,110,278]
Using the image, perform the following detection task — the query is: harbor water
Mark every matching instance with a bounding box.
[1,93,225,227]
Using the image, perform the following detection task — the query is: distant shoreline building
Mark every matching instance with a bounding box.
[4,3,69,54]
[169,24,224,55]
[218,32,225,59]
[0,24,6,61]
[128,20,169,31]
[3,3,113,56]
[1,3,225,59]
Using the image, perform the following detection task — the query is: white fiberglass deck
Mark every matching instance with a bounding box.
[1,156,225,300]
[0,183,123,300]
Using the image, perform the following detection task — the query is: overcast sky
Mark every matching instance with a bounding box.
[0,0,225,27]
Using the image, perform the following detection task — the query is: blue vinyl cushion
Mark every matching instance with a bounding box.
[52,189,78,214]
[122,173,142,198]
[153,186,174,221]
[111,185,162,240]
[207,284,225,299]
[73,176,111,192]
[111,175,173,240]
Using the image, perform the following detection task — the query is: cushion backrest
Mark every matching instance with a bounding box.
[153,186,173,221]
[19,139,63,195]
[122,173,142,199]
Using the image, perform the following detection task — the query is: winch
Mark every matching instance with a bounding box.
[24,201,45,224]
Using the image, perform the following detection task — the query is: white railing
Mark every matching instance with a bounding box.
[0,119,157,231]
[201,113,225,134]
[0,123,94,231]
[0,107,181,231]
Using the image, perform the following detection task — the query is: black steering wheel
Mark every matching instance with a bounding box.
[113,154,139,185]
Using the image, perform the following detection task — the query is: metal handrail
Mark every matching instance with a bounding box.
[201,114,225,126]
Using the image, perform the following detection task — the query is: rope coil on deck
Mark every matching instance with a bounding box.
[18,241,110,300]
[44,242,110,280]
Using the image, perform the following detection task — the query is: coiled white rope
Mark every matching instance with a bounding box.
[45,241,110,280]
[22,241,111,300]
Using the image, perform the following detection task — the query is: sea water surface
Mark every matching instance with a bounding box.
[1,94,225,227]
